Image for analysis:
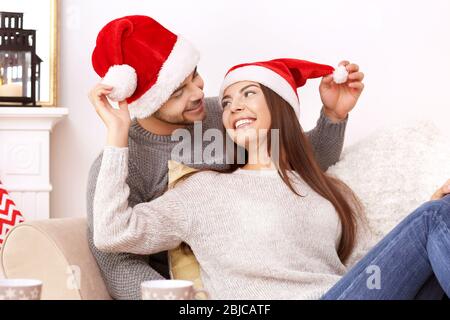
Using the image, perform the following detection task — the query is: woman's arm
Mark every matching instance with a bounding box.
[86,152,168,300]
[308,60,364,171]
[304,108,348,171]
[88,84,189,255]
[93,146,189,254]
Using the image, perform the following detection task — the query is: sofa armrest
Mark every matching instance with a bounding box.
[0,218,111,300]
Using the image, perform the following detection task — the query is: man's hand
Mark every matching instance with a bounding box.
[319,60,365,122]
[88,83,131,147]
[430,179,450,201]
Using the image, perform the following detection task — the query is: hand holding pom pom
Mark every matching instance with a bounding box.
[88,82,132,141]
[319,61,365,122]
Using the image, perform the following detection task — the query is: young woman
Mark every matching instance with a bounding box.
[92,58,450,300]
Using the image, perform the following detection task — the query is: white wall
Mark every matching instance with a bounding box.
[51,0,450,218]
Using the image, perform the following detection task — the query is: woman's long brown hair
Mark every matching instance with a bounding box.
[260,84,363,262]
[177,84,364,263]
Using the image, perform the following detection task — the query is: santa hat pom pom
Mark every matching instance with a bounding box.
[333,65,349,84]
[101,64,137,101]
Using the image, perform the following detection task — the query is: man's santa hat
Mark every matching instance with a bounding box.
[219,58,348,119]
[92,15,200,119]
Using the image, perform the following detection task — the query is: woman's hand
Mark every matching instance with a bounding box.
[88,84,131,147]
[319,61,365,123]
[430,179,450,201]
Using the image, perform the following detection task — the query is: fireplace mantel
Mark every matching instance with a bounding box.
[0,107,68,220]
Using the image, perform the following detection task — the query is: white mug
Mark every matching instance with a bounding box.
[0,279,42,300]
[141,280,209,300]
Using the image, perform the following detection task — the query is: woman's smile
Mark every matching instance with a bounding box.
[234,117,257,130]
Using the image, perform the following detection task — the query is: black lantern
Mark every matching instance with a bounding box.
[0,12,42,107]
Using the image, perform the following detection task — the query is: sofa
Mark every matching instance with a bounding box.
[1,120,450,300]
[0,218,111,300]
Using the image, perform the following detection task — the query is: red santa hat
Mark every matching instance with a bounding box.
[219,58,342,119]
[92,15,200,119]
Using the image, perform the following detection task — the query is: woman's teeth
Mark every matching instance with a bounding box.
[235,119,255,129]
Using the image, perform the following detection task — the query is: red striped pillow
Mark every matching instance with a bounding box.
[0,181,25,248]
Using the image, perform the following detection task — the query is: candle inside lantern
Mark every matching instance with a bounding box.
[0,82,23,97]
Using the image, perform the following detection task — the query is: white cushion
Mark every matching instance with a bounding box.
[327,120,450,242]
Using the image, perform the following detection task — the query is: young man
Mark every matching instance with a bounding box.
[87,15,363,300]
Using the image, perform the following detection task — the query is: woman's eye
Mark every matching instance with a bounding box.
[172,90,183,98]
[244,91,255,98]
[222,101,231,108]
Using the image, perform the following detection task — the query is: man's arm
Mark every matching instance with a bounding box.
[304,107,348,171]
[86,153,165,300]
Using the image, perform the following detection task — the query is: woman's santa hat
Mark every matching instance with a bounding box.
[92,15,200,119]
[219,58,348,119]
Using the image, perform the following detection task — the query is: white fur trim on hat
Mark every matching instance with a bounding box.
[128,36,200,119]
[101,64,137,101]
[220,65,301,119]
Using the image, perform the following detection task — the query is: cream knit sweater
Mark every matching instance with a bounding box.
[93,146,373,300]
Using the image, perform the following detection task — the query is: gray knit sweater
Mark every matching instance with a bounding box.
[93,148,371,300]
[86,97,348,300]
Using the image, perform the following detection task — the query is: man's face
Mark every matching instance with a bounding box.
[153,68,206,124]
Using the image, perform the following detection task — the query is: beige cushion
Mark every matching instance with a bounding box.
[0,218,111,300]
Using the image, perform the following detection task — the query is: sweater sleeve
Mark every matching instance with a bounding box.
[93,146,189,255]
[86,152,166,300]
[304,107,348,171]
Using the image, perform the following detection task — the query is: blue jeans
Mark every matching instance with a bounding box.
[321,194,450,300]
